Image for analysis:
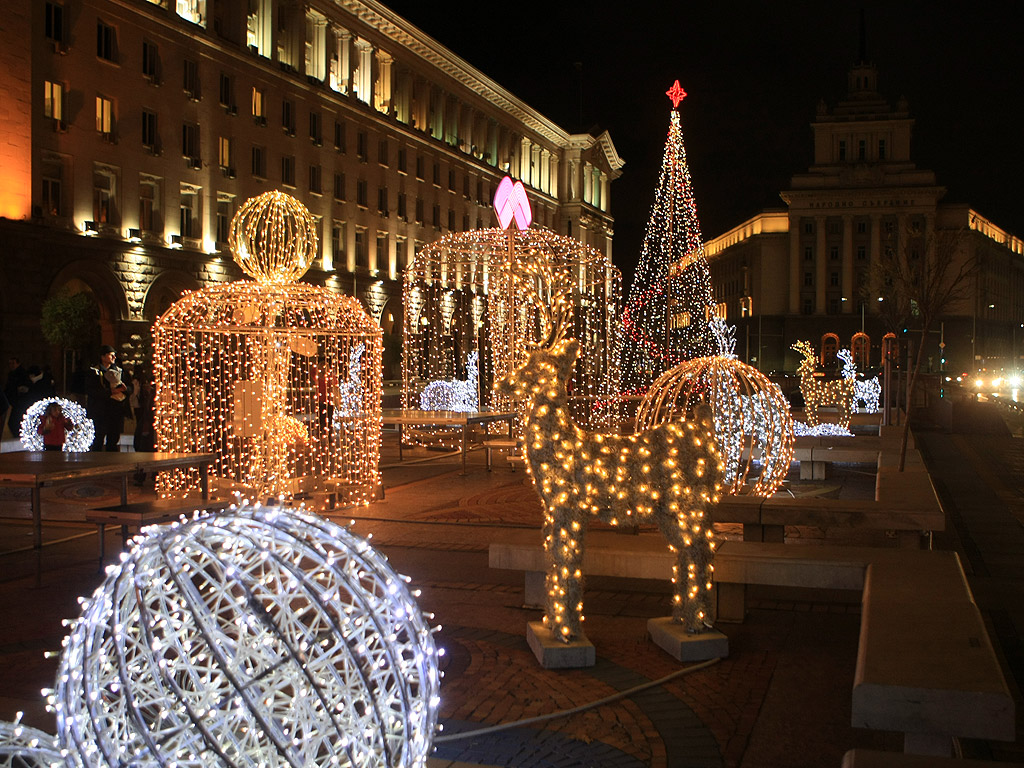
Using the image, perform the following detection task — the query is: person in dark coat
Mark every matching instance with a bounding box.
[86,345,128,451]
[4,357,31,437]
[133,371,156,453]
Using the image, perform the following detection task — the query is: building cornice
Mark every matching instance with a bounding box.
[339,0,573,148]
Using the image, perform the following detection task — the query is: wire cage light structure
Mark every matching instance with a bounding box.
[0,714,62,768]
[48,504,441,768]
[154,191,382,503]
[635,355,795,497]
[19,397,94,452]
[402,227,621,441]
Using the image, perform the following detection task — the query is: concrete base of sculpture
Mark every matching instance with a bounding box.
[526,621,596,668]
[648,617,729,662]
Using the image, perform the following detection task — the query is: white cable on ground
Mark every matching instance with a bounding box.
[434,656,721,743]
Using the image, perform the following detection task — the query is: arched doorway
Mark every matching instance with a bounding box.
[851,332,870,370]
[821,333,840,368]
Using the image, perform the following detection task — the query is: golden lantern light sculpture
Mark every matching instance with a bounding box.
[154,191,382,503]
[495,263,724,652]
[635,319,795,497]
[402,179,621,447]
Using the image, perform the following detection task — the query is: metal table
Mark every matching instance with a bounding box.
[381,410,515,474]
[0,451,215,548]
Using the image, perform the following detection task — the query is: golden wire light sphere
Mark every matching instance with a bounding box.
[228,190,319,284]
[636,356,795,496]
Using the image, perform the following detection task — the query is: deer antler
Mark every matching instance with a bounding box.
[791,340,815,361]
[512,260,575,348]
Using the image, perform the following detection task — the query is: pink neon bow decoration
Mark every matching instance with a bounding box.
[493,176,533,230]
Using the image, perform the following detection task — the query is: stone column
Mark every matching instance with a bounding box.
[599,172,609,212]
[354,38,372,104]
[374,50,392,114]
[549,155,559,199]
[815,215,827,314]
[788,217,801,315]
[842,214,854,313]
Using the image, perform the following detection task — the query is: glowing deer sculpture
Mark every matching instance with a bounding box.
[495,262,724,642]
[838,348,881,414]
[792,340,855,429]
[419,351,480,412]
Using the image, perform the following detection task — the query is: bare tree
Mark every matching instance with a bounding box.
[866,224,976,470]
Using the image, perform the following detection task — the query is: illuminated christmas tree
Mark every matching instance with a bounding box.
[620,80,715,397]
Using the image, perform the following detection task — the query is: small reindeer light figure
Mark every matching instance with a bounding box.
[792,340,855,428]
[495,262,724,642]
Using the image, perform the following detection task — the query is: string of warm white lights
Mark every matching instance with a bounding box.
[621,85,715,399]
[154,191,382,504]
[47,504,440,768]
[496,264,724,642]
[402,227,621,448]
[19,397,94,453]
[792,340,855,429]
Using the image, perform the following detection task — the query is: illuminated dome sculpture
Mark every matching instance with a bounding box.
[49,505,440,768]
[403,225,621,439]
[0,715,62,767]
[636,355,795,497]
[154,191,382,503]
[19,397,94,453]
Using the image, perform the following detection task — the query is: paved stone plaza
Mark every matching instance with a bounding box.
[0,417,1021,767]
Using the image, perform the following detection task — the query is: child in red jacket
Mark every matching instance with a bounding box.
[38,402,73,451]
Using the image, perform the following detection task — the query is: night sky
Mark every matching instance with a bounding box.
[381,1,1024,288]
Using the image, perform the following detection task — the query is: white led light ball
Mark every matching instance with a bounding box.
[53,505,440,768]
[0,717,62,767]
[19,398,95,453]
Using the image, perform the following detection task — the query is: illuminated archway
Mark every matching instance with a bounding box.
[821,333,840,367]
[851,332,870,369]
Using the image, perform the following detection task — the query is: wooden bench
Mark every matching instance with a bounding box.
[483,439,523,471]
[87,498,234,566]
[489,533,1014,756]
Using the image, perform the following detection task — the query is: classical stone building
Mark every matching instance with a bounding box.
[704,58,1023,377]
[0,0,622,383]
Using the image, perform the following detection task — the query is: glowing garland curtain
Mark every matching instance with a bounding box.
[621,99,715,398]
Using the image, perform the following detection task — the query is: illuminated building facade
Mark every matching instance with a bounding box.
[0,0,622,380]
[703,59,1024,377]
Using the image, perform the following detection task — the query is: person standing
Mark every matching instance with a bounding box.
[86,345,128,451]
[38,401,73,451]
[133,370,156,453]
[3,357,31,437]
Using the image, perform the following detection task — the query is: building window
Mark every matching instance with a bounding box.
[415,155,424,180]
[432,204,440,228]
[332,221,346,265]
[179,185,200,239]
[182,59,201,101]
[828,298,840,314]
[251,87,266,122]
[804,271,813,287]
[378,139,388,166]
[251,145,266,177]
[396,235,407,268]
[397,148,407,173]
[447,208,455,230]
[397,193,407,221]
[376,233,387,271]
[141,110,158,152]
[830,271,840,287]
[477,179,484,204]
[838,140,846,161]
[415,198,424,224]
[182,123,200,165]
[462,213,469,231]
[447,169,456,191]
[309,111,322,145]
[377,186,388,215]
[281,99,295,135]
[802,298,813,315]
[356,179,367,207]
[139,176,160,233]
[281,155,295,186]
[333,172,345,201]
[432,162,440,186]
[354,228,367,268]
[803,246,813,261]
[97,20,117,62]
[334,121,345,152]
[857,220,867,234]
[878,139,886,160]
[357,131,367,161]
[803,221,813,234]
[309,164,322,194]
[142,40,160,81]
[43,80,63,122]
[93,167,118,225]
[218,136,232,172]
[857,139,866,160]
[45,3,64,42]
[463,176,471,199]
[829,245,839,260]
[218,72,234,110]
[216,195,233,243]
[95,96,114,137]
[41,161,63,217]
[857,245,867,261]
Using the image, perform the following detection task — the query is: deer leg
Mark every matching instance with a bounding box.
[542,508,586,643]
[653,510,691,625]
[675,507,716,633]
